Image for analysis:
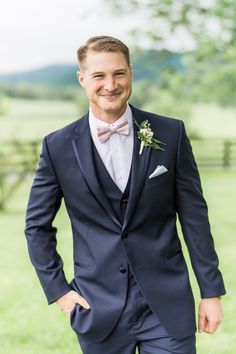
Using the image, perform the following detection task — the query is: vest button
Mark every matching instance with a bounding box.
[119,266,127,273]
[122,198,128,203]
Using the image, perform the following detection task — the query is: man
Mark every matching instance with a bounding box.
[25,36,225,354]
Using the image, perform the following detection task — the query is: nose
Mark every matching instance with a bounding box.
[104,76,117,92]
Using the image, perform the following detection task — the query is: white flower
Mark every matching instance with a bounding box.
[134,119,166,155]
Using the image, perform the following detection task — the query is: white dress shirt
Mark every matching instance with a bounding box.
[89,104,134,192]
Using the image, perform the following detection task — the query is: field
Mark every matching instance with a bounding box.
[0,99,78,141]
[1,98,236,140]
[0,99,236,353]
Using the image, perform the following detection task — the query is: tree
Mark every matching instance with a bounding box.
[105,0,236,106]
[107,0,236,52]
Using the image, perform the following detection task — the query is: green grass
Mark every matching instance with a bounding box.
[0,99,236,353]
[1,99,236,141]
[0,99,78,141]
[183,169,236,354]
[191,103,236,139]
[0,169,235,354]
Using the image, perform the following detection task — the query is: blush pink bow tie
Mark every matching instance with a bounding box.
[97,119,130,143]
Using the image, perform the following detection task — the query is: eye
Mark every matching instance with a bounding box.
[93,74,104,79]
[116,72,125,76]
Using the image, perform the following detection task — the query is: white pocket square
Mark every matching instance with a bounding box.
[149,165,168,179]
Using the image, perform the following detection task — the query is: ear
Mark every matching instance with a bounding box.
[77,71,85,87]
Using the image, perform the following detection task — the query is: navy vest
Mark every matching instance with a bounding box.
[91,140,132,225]
[91,139,136,281]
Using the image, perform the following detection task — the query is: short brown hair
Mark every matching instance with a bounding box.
[77,36,130,70]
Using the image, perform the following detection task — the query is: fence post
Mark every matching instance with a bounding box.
[223,140,232,168]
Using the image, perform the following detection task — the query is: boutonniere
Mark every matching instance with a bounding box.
[134,119,166,155]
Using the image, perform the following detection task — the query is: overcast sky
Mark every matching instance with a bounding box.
[0,0,145,74]
[0,0,199,75]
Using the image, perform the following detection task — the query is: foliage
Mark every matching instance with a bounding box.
[134,119,166,155]
[107,0,236,51]
[0,96,10,116]
[0,83,79,101]
[76,89,89,116]
[105,0,236,107]
[185,48,236,106]
[131,48,184,82]
[130,77,193,130]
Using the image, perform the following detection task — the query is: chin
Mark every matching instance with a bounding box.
[105,104,125,114]
[106,99,126,109]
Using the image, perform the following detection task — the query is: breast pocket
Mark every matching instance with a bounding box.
[144,170,170,189]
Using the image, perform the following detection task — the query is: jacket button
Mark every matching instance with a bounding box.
[119,266,127,273]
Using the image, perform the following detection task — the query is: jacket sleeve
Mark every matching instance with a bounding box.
[25,137,71,304]
[175,120,226,298]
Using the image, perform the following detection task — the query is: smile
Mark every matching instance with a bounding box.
[101,93,122,99]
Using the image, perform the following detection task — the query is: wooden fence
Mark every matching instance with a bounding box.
[191,138,236,168]
[0,140,39,210]
[0,138,236,210]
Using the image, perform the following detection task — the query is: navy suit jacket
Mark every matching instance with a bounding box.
[25,105,225,341]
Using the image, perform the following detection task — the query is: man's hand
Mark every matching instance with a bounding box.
[56,290,90,317]
[198,297,223,334]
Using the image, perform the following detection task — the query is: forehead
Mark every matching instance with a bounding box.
[83,51,129,73]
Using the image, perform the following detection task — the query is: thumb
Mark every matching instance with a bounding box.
[74,293,91,310]
[198,313,207,333]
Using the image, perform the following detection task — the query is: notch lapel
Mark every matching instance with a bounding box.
[122,106,152,231]
[72,114,121,229]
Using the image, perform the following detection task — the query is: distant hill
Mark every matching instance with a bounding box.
[0,50,183,86]
[0,64,78,86]
[132,49,184,82]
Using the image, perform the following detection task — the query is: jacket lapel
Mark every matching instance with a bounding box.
[72,114,122,229]
[122,106,152,231]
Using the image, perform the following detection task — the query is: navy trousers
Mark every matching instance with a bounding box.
[76,271,196,354]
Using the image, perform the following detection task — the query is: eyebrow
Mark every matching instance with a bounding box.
[90,68,128,76]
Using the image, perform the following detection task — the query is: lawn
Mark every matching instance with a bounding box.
[1,98,236,140]
[0,98,235,353]
[0,98,78,141]
[0,169,235,354]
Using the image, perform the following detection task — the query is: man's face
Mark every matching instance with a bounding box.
[77,51,132,121]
